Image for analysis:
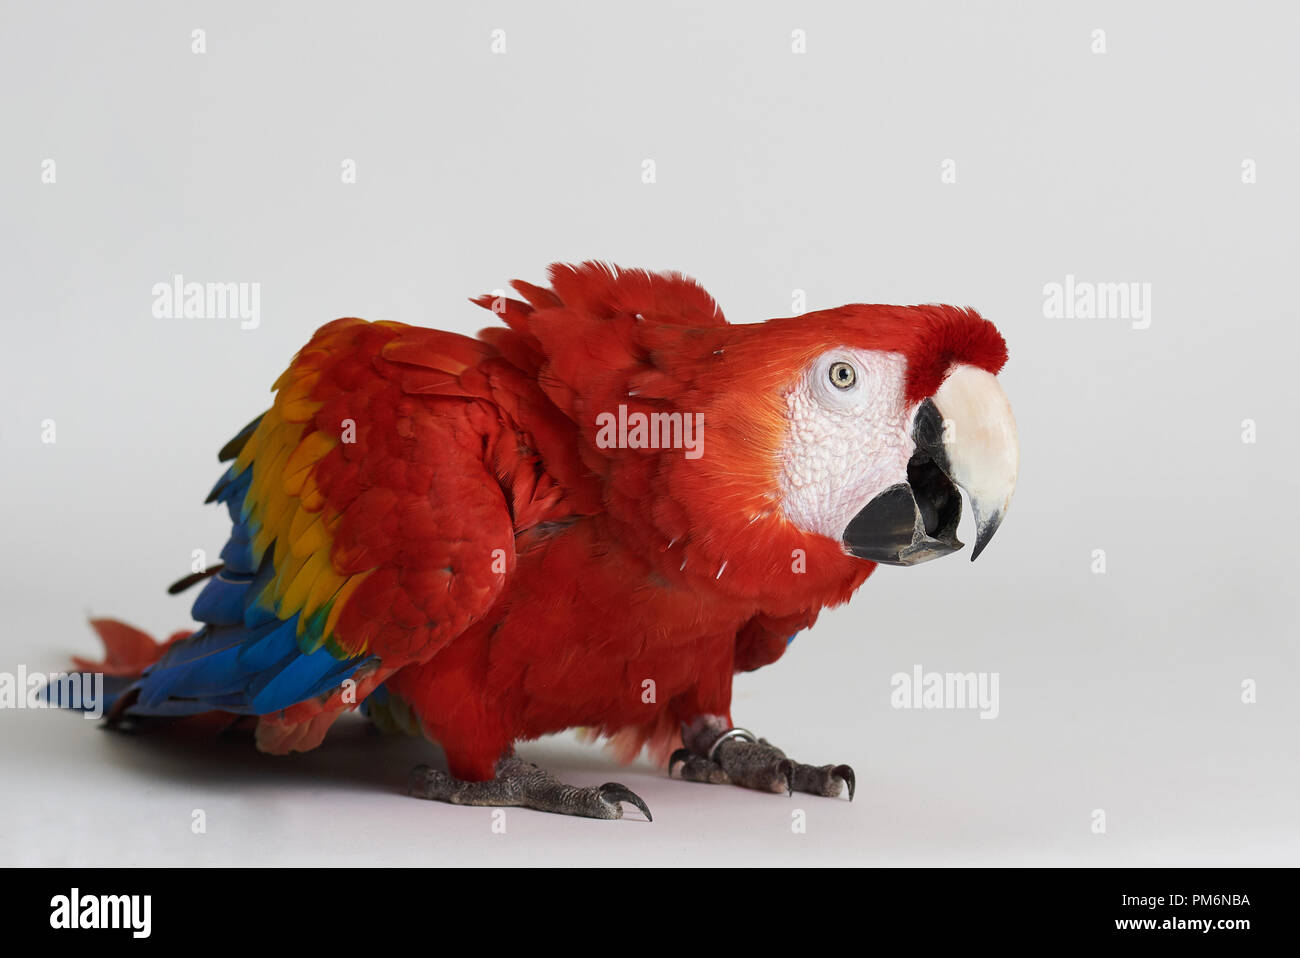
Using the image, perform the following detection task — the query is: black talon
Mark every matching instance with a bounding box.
[599,783,653,822]
[834,764,856,801]
[668,748,692,778]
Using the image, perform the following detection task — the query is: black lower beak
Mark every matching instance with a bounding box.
[842,453,964,565]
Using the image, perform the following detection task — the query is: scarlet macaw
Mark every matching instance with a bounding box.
[77,262,1019,820]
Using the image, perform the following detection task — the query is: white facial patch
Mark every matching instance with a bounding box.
[777,349,916,542]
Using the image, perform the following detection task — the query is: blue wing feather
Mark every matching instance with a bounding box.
[115,442,376,719]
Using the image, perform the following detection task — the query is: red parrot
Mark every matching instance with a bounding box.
[77,262,1018,820]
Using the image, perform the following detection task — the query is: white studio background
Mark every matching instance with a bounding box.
[1,1,1296,865]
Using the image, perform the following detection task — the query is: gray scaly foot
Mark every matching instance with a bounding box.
[409,755,652,821]
[669,719,855,800]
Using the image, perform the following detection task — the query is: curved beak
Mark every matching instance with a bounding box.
[929,365,1019,560]
[842,364,1019,565]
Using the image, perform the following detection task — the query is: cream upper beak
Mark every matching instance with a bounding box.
[930,364,1020,560]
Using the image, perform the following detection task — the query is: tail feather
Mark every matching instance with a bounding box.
[49,618,187,718]
[71,618,189,678]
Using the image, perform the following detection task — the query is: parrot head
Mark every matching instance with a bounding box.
[700,302,1019,568]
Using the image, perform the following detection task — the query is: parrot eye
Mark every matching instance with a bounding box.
[828,361,857,389]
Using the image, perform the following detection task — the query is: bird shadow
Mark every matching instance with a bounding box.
[91,713,658,797]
